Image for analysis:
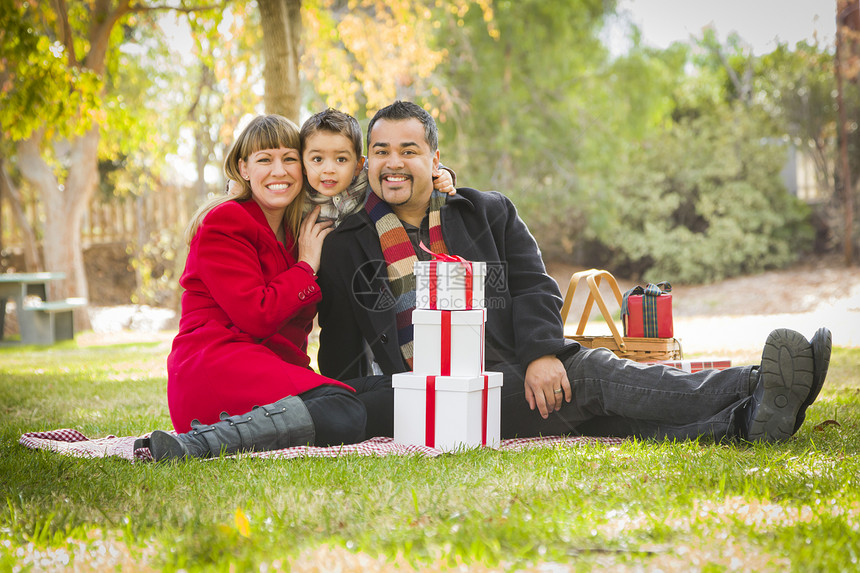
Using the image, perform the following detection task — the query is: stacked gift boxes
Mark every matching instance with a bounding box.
[393,256,503,452]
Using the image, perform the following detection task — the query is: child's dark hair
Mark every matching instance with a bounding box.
[300,108,363,158]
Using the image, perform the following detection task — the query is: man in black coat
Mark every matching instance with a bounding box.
[317,100,831,442]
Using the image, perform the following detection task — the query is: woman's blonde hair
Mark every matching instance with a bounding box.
[184,115,305,245]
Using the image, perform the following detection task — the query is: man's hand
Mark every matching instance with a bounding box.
[524,355,571,419]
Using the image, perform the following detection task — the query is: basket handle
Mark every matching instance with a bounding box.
[560,269,626,350]
[560,269,594,327]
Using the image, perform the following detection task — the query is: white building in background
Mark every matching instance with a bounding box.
[781,145,831,203]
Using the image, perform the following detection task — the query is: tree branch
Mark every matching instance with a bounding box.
[128,2,228,14]
[84,0,132,73]
[714,47,749,105]
[186,63,214,121]
[50,0,78,68]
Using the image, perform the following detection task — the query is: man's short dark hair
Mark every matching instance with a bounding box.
[367,101,438,152]
[300,108,363,158]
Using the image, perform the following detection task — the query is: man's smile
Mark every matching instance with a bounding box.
[381,173,412,183]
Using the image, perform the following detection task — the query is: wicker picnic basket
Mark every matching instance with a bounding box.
[560,269,682,362]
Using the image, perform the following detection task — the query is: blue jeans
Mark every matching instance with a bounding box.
[498,346,755,441]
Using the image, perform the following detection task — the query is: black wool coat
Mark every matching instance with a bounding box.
[317,187,574,397]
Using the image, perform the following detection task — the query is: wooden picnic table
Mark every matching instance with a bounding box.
[0,272,68,343]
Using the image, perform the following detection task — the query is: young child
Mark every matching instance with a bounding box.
[299,108,455,226]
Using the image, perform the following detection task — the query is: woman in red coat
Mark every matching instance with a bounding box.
[148,115,366,461]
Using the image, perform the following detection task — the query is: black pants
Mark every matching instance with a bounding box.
[299,384,369,446]
[498,345,752,441]
[337,347,754,442]
[341,376,395,438]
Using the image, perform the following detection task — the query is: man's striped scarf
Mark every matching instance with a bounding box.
[364,190,449,368]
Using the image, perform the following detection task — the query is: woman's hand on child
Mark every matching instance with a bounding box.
[297,206,334,273]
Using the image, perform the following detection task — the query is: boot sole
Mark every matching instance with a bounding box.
[148,430,189,462]
[747,329,814,443]
[793,327,832,433]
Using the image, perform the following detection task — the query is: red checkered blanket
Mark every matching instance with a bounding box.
[19,429,625,462]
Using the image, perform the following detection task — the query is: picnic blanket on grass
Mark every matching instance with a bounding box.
[19,429,625,462]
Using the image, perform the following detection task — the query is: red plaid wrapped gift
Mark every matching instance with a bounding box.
[621,282,673,338]
[646,358,732,373]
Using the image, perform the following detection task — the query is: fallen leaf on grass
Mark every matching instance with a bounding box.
[814,420,841,431]
[235,507,251,538]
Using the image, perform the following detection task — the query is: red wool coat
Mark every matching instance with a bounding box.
[166,199,351,432]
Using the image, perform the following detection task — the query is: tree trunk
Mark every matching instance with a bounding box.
[258,0,302,122]
[187,62,215,203]
[10,0,132,330]
[0,156,42,271]
[17,128,99,329]
[195,123,210,202]
[836,0,859,266]
[492,41,514,190]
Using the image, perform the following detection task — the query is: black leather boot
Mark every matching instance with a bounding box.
[793,327,832,433]
[744,329,814,443]
[148,395,315,461]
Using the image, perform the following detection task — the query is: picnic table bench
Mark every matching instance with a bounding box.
[0,272,87,345]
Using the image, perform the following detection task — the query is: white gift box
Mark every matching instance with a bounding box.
[413,309,485,377]
[393,371,503,451]
[415,260,486,310]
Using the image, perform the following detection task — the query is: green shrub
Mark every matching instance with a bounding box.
[599,105,812,283]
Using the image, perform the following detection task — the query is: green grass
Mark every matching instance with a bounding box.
[2,340,859,571]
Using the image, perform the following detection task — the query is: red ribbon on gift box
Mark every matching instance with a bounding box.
[429,263,438,309]
[441,311,451,376]
[481,374,488,446]
[427,308,485,377]
[425,375,436,448]
[424,373,491,449]
[420,242,473,310]
[480,310,485,373]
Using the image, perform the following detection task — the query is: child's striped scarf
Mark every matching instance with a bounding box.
[364,190,449,368]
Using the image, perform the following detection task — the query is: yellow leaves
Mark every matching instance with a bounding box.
[215,507,253,543]
[234,507,251,538]
[449,2,469,18]
[302,0,462,117]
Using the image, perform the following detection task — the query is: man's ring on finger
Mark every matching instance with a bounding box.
[553,388,563,394]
